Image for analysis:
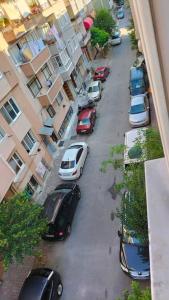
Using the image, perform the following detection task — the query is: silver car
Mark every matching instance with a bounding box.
[87,81,102,101]
[129,94,150,127]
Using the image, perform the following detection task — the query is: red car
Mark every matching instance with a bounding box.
[76,108,96,134]
[93,66,110,82]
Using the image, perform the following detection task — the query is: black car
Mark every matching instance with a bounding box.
[118,192,150,280]
[129,66,149,96]
[18,268,63,300]
[42,183,81,240]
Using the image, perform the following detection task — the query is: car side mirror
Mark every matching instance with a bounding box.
[118,230,122,237]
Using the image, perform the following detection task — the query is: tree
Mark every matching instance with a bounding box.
[101,128,164,241]
[94,9,116,34]
[116,281,151,300]
[91,26,109,48]
[0,192,47,269]
[128,18,138,50]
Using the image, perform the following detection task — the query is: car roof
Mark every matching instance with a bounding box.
[62,143,84,161]
[95,66,105,71]
[130,67,144,80]
[19,274,48,300]
[78,109,92,120]
[43,191,66,223]
[131,95,145,105]
[124,128,146,165]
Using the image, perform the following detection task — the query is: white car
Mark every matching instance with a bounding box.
[129,94,150,127]
[87,81,102,101]
[124,128,147,169]
[58,142,89,180]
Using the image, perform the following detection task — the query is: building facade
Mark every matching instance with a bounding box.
[129,1,169,299]
[0,0,95,202]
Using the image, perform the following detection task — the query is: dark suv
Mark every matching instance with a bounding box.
[129,66,149,96]
[42,183,81,240]
[18,268,63,300]
[118,192,150,280]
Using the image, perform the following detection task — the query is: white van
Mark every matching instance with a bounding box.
[124,128,147,169]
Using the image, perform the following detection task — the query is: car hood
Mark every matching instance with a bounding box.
[88,91,99,98]
[123,243,150,272]
[129,111,148,123]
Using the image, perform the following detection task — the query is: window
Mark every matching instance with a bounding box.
[0,126,5,141]
[27,76,42,97]
[58,107,73,137]
[26,175,39,196]
[46,105,56,118]
[56,91,63,105]
[8,153,24,174]
[59,13,70,29]
[76,148,83,163]
[1,98,21,124]
[67,40,74,55]
[72,36,78,50]
[41,63,52,80]
[22,130,36,153]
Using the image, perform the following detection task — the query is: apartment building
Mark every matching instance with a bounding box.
[129,1,169,299]
[0,0,93,201]
[64,0,96,61]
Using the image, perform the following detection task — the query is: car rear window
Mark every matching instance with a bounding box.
[88,86,99,93]
[78,118,90,125]
[130,104,145,114]
[61,160,75,169]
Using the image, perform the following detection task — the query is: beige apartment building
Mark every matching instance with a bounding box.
[129,1,169,299]
[0,0,95,202]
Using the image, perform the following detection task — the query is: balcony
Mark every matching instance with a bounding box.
[145,157,169,300]
[80,31,91,47]
[2,24,27,43]
[20,44,51,77]
[0,156,15,202]
[37,73,63,107]
[59,60,74,81]
[0,74,13,101]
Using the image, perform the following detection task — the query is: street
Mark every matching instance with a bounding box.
[42,14,135,300]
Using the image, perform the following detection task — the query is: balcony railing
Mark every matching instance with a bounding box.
[37,73,63,107]
[20,41,51,77]
[80,31,91,47]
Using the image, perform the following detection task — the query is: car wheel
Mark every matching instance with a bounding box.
[77,189,81,199]
[67,224,71,236]
[90,128,94,134]
[80,167,83,177]
[57,282,63,297]
[87,146,89,154]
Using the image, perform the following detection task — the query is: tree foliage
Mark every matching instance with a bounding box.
[91,26,109,48]
[116,281,151,300]
[101,128,164,241]
[128,18,138,50]
[0,192,47,269]
[94,9,116,34]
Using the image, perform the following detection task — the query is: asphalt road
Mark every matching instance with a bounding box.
[44,15,136,300]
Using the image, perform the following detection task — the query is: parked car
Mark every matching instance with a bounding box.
[18,268,63,300]
[77,92,96,114]
[58,142,88,180]
[93,66,110,82]
[116,7,124,19]
[87,81,102,101]
[118,192,150,280]
[42,183,81,240]
[129,94,150,127]
[76,108,96,134]
[129,66,149,96]
[124,128,147,169]
[109,26,121,45]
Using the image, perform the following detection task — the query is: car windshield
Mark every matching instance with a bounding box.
[130,104,145,114]
[61,160,75,169]
[112,32,120,38]
[88,86,99,93]
[78,118,90,125]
